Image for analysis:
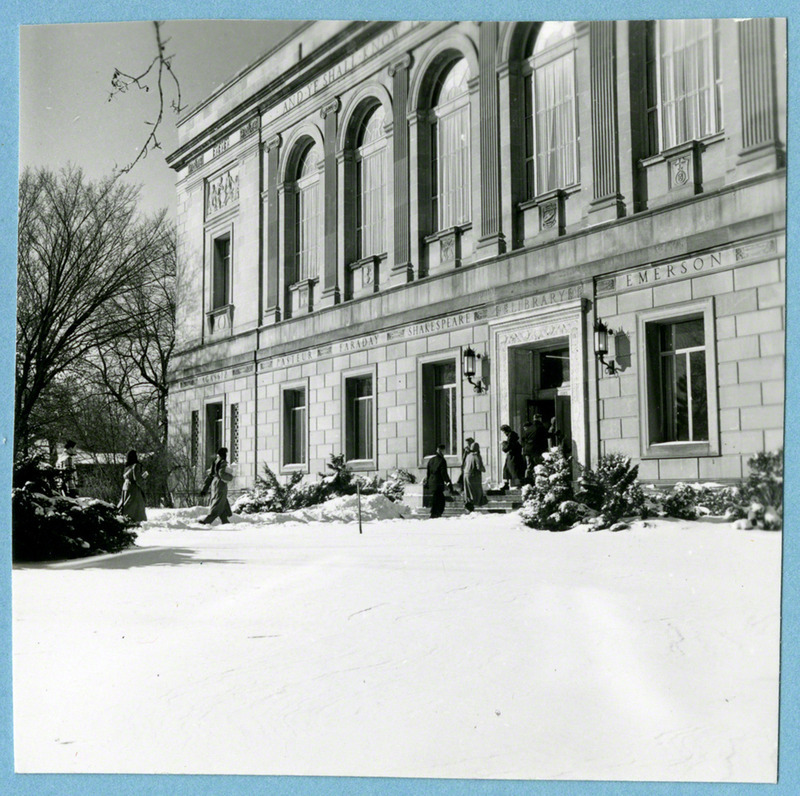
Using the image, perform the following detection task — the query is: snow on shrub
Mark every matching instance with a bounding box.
[233,455,412,516]
[650,451,782,529]
[379,468,416,502]
[519,447,579,531]
[12,486,138,562]
[577,452,646,528]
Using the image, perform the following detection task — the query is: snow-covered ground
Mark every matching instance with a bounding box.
[12,496,781,782]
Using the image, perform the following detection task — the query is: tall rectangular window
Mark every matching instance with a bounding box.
[658,19,722,150]
[422,360,458,457]
[283,388,307,466]
[437,104,471,228]
[190,410,199,470]
[533,51,579,195]
[230,403,240,463]
[295,181,322,282]
[656,318,708,442]
[639,299,719,458]
[345,375,374,462]
[212,234,231,309]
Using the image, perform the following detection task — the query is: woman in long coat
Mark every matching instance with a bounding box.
[118,450,148,523]
[199,447,233,525]
[500,424,526,488]
[462,438,486,512]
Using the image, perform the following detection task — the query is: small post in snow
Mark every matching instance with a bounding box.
[357,480,363,534]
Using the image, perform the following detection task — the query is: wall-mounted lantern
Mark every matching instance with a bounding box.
[463,346,486,393]
[593,318,618,375]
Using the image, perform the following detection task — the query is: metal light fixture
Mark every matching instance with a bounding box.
[463,346,486,393]
[593,318,617,375]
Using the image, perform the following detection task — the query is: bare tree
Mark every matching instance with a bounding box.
[108,21,184,175]
[84,220,177,504]
[16,165,170,459]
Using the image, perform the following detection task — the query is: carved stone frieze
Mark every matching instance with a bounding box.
[206,167,240,217]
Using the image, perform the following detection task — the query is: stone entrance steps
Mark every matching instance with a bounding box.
[440,488,524,517]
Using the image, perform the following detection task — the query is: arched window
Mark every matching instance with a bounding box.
[524,21,579,198]
[293,142,323,283]
[647,19,722,152]
[355,104,387,259]
[431,58,471,230]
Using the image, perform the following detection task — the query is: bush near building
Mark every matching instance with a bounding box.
[233,455,415,514]
[12,457,138,562]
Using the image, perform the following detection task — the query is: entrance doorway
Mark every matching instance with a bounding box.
[510,343,573,459]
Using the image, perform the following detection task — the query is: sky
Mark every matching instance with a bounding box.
[20,20,303,217]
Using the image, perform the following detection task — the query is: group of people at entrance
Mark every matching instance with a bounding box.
[424,414,564,518]
[501,414,562,488]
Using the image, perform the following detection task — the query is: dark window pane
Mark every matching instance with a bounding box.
[674,353,689,441]
[690,350,708,440]
[674,318,704,349]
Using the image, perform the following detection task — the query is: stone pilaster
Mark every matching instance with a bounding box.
[388,55,413,285]
[476,22,505,258]
[588,20,624,222]
[319,98,341,307]
[263,134,281,324]
[737,18,784,174]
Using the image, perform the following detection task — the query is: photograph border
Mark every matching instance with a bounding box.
[3,1,797,794]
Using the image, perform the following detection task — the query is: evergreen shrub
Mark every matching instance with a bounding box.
[577,452,646,527]
[12,456,138,562]
[519,447,578,530]
[233,455,411,515]
[12,487,137,562]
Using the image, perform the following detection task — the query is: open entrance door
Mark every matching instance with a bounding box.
[511,342,573,459]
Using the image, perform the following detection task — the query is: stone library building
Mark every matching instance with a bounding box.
[166,19,786,496]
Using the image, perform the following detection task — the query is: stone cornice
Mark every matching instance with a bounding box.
[169,20,411,172]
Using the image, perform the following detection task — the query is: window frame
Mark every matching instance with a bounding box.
[523,24,580,199]
[417,350,463,468]
[280,379,310,473]
[649,19,723,154]
[430,58,472,232]
[341,365,378,470]
[354,105,388,261]
[207,223,234,314]
[292,143,323,286]
[637,297,720,459]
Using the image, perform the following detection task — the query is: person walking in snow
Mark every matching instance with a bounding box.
[199,447,234,525]
[118,449,148,524]
[424,443,452,519]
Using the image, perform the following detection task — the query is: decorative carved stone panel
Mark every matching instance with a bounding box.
[440,231,457,262]
[206,167,240,218]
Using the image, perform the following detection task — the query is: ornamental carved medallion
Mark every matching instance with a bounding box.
[669,155,691,189]
[540,200,559,230]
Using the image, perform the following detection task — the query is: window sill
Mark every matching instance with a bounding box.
[639,133,725,168]
[423,222,472,245]
[642,441,718,459]
[518,183,580,212]
[280,463,308,475]
[206,304,234,334]
[346,458,377,472]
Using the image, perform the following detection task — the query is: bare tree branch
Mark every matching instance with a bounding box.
[107,21,184,175]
